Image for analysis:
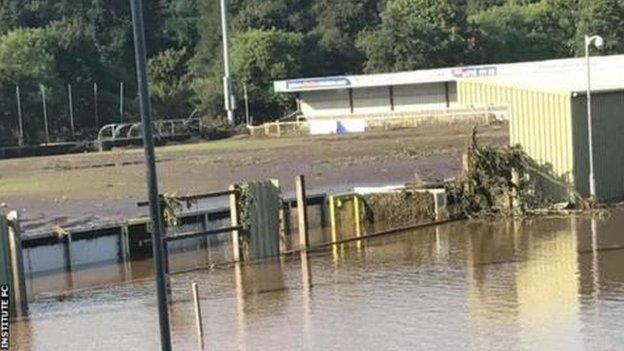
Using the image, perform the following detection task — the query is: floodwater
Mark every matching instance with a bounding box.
[10,209,624,350]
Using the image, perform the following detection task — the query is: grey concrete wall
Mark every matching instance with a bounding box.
[300,89,350,117]
[393,83,455,112]
[352,87,392,115]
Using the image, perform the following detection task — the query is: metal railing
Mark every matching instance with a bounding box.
[137,188,242,278]
[137,189,241,240]
[98,117,201,142]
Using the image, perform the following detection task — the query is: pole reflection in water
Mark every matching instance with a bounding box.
[300,251,313,348]
[233,258,288,340]
[300,251,312,291]
[234,261,246,345]
[64,234,75,291]
[434,226,450,262]
[591,217,600,299]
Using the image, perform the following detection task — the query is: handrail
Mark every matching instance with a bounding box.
[136,189,239,207]
[98,117,202,142]
[163,225,243,242]
[282,217,460,255]
[278,110,301,121]
[297,105,506,122]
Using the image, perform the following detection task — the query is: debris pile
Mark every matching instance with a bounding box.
[363,191,436,231]
[446,127,584,218]
[161,193,196,227]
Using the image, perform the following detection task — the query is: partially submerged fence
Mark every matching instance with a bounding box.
[325,186,448,249]
[136,178,323,272]
[15,175,458,302]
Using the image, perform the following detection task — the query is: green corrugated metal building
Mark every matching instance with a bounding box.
[458,66,624,202]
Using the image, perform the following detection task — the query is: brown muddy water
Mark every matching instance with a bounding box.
[10,209,624,350]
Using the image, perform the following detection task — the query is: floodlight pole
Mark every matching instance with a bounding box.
[585,35,603,199]
[16,85,24,146]
[129,0,172,350]
[40,84,49,144]
[120,82,125,123]
[68,84,75,138]
[244,83,250,126]
[220,0,235,125]
[94,82,99,128]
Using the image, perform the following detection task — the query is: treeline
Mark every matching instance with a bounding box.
[1,0,623,145]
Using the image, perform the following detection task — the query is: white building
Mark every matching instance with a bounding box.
[273,54,624,121]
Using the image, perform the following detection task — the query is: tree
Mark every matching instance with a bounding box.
[48,20,105,84]
[311,0,384,75]
[465,0,505,14]
[357,0,474,73]
[574,0,624,55]
[189,0,225,119]
[162,0,200,49]
[0,27,59,145]
[0,27,57,85]
[231,0,315,33]
[148,48,194,118]
[190,0,312,120]
[0,0,90,34]
[231,29,305,121]
[2,0,621,135]
[470,2,570,63]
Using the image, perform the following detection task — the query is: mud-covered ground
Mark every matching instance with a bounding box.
[0,122,508,235]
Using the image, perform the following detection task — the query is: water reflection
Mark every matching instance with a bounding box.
[300,252,313,349]
[467,217,583,350]
[11,209,624,350]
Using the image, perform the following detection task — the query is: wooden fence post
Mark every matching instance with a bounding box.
[353,195,362,250]
[329,196,338,244]
[278,204,290,254]
[300,251,312,290]
[353,195,362,239]
[63,229,75,290]
[192,283,205,351]
[7,211,28,317]
[119,224,131,277]
[229,185,241,262]
[319,194,328,236]
[296,175,309,250]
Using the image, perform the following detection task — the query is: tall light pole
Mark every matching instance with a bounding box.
[130,0,172,350]
[220,0,235,125]
[120,82,125,123]
[94,82,99,128]
[244,83,250,126]
[15,85,24,146]
[584,34,604,199]
[68,84,75,138]
[40,84,49,144]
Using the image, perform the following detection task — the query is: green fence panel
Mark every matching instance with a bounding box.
[246,181,281,259]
